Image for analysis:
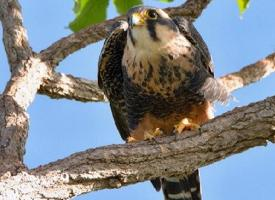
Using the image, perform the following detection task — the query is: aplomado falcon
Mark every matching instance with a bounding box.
[98,6,229,200]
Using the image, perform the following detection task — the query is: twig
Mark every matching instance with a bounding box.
[219,53,275,93]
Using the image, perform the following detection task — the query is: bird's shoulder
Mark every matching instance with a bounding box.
[173,16,214,76]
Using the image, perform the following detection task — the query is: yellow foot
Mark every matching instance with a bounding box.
[127,128,164,142]
[127,136,138,143]
[144,128,163,140]
[173,118,200,134]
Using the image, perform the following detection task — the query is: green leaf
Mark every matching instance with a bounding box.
[72,0,88,16]
[237,0,250,15]
[157,0,174,2]
[113,0,143,15]
[69,0,109,32]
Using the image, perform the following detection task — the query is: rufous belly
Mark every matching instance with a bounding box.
[129,101,213,141]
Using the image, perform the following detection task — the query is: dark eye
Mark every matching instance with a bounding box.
[147,10,158,19]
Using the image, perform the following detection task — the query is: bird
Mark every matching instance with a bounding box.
[98,5,229,200]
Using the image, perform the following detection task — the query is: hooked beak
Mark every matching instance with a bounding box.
[131,13,145,27]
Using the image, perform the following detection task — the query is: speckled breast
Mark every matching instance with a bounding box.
[122,50,208,130]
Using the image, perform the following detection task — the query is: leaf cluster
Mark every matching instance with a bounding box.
[69,0,250,32]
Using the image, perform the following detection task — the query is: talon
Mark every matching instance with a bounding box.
[144,128,164,140]
[173,118,200,134]
[127,136,138,143]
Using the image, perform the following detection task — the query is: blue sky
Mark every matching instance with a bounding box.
[0,0,275,199]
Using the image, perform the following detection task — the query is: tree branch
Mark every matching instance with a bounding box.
[0,95,274,199]
[0,0,32,71]
[219,53,275,93]
[37,52,275,102]
[39,72,106,102]
[0,0,47,174]
[166,0,212,21]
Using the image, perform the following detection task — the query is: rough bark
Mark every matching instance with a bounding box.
[39,72,106,102]
[0,0,32,71]
[0,95,274,200]
[0,0,48,174]
[166,0,212,21]
[220,53,275,93]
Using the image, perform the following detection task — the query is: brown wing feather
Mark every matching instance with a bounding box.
[173,17,214,76]
[173,17,229,103]
[98,26,130,141]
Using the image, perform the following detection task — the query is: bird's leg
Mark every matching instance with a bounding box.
[173,118,200,134]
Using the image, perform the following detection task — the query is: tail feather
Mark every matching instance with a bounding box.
[161,170,201,200]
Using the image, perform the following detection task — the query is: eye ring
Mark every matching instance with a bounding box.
[147,10,158,19]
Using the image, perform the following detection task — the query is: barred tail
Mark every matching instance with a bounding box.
[162,170,201,200]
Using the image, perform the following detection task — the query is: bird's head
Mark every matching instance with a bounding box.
[126,6,179,50]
